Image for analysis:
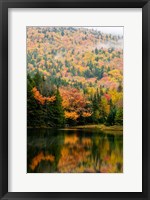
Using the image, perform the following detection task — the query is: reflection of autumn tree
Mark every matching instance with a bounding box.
[28,129,65,172]
[91,135,102,171]
[57,133,123,173]
[57,137,91,173]
[30,152,55,171]
[28,128,123,173]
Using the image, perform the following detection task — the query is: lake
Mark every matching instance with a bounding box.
[27,128,123,173]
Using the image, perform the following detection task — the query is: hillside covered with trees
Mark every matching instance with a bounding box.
[27,27,123,128]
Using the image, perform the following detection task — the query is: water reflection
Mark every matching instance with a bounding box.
[27,128,123,173]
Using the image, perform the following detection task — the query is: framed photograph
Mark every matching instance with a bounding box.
[0,0,150,199]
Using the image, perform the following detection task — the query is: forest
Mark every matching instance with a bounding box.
[27,27,123,128]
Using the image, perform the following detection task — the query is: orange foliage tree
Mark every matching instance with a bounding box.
[32,87,56,105]
[60,87,92,121]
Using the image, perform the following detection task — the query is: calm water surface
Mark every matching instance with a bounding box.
[27,128,123,173]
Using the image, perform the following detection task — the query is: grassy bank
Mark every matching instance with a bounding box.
[72,124,123,130]
[61,124,123,135]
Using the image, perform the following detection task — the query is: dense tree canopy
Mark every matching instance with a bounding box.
[27,27,123,127]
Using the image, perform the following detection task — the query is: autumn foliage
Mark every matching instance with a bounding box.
[32,87,56,105]
[27,27,123,127]
[30,152,55,171]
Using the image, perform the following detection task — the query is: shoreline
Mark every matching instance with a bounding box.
[27,124,123,135]
[69,124,123,131]
[60,124,123,135]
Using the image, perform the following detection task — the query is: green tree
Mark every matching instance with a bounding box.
[34,71,42,90]
[48,88,65,127]
[106,107,116,126]
[95,48,99,55]
[27,74,45,127]
[115,108,123,125]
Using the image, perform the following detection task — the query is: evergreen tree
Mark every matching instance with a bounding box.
[34,71,42,90]
[61,30,64,36]
[50,88,65,127]
[27,74,45,127]
[95,48,99,55]
[107,107,116,126]
[115,108,123,125]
